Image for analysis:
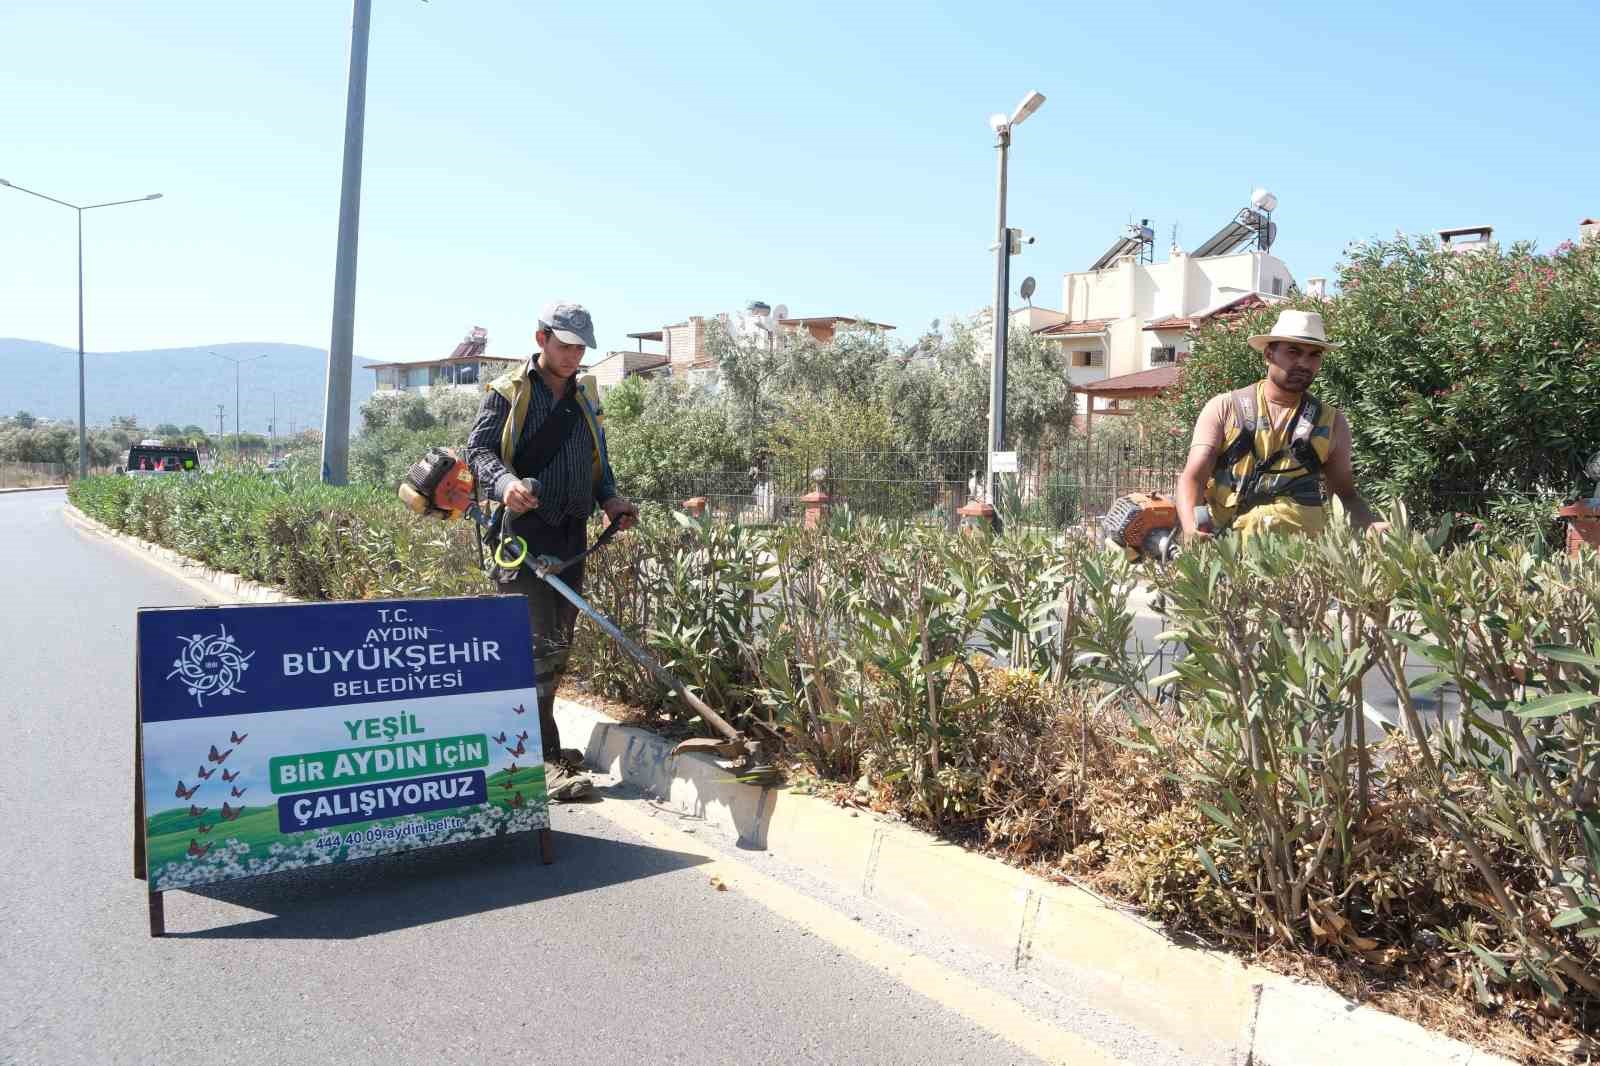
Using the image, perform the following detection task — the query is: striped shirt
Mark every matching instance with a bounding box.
[465,358,617,527]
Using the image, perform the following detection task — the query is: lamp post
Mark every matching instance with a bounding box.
[0,179,163,478]
[210,350,269,458]
[983,90,1045,509]
[258,389,277,454]
[256,388,295,457]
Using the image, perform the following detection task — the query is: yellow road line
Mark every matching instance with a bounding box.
[587,796,1131,1066]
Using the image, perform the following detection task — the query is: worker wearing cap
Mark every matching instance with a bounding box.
[467,303,638,802]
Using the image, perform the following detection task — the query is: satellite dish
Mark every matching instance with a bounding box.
[1019,276,1036,306]
[774,304,788,321]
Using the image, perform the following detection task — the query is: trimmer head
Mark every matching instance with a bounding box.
[672,732,783,787]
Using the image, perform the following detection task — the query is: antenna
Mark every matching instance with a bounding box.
[1019,276,1036,307]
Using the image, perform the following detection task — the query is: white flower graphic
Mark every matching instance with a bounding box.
[166,624,255,706]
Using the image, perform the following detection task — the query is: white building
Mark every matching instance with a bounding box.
[1038,246,1293,414]
[368,327,522,396]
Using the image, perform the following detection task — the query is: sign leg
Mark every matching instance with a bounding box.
[539,827,554,865]
[134,654,146,880]
[148,890,165,937]
[133,762,147,881]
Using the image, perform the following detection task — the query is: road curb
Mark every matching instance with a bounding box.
[66,502,1513,1066]
[558,703,1509,1066]
[0,483,69,494]
[62,503,295,604]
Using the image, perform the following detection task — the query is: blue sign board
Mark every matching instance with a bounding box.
[136,596,549,893]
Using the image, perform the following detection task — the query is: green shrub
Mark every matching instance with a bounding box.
[64,470,1600,1042]
[603,377,748,500]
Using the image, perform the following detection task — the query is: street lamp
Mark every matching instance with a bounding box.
[210,350,270,458]
[256,388,299,456]
[1,178,163,478]
[984,90,1045,509]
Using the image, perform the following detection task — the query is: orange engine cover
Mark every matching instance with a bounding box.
[1101,492,1179,550]
[433,458,476,515]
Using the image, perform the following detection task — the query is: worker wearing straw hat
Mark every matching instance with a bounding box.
[1176,309,1386,542]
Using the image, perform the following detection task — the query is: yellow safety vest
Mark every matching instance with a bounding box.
[1205,382,1338,539]
[487,368,606,487]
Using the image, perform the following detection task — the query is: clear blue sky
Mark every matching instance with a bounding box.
[3,0,1596,364]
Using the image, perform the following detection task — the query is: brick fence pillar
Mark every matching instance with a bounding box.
[681,496,707,519]
[1559,500,1600,558]
[957,498,999,534]
[800,490,832,530]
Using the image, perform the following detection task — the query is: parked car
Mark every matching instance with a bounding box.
[124,443,201,476]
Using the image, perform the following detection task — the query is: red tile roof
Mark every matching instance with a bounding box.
[1036,317,1114,337]
[781,316,896,331]
[1073,365,1179,395]
[1140,292,1276,332]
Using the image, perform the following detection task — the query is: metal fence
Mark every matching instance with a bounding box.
[0,461,69,488]
[631,441,1190,531]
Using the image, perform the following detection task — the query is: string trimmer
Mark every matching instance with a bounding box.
[399,446,782,785]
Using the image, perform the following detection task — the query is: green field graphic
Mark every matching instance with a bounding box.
[143,765,547,891]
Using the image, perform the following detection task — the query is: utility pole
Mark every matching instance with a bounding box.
[216,404,225,460]
[320,0,373,485]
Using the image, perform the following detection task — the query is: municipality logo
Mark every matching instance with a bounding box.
[167,624,256,706]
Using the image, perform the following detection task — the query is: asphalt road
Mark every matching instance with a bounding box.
[4,489,1197,1066]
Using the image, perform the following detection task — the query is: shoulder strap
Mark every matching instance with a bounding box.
[1288,393,1325,473]
[1233,385,1258,433]
[516,390,587,481]
[1214,386,1261,470]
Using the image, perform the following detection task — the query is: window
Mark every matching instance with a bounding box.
[1150,346,1177,365]
[1071,350,1105,368]
[1271,277,1284,296]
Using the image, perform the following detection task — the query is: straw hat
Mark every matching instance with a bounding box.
[1248,309,1337,353]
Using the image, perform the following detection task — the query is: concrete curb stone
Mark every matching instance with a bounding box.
[64,502,1515,1066]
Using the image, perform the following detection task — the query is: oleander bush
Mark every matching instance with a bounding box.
[68,471,1599,1054]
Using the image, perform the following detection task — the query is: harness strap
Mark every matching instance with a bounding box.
[1213,385,1330,521]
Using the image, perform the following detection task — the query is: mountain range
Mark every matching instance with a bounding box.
[0,338,384,436]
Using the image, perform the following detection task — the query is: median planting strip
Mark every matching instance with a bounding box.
[65,500,1516,1066]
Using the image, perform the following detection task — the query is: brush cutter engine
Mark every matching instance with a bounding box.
[1102,492,1182,562]
[399,446,476,519]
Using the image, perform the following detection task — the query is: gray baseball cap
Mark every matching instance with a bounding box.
[538,302,597,349]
